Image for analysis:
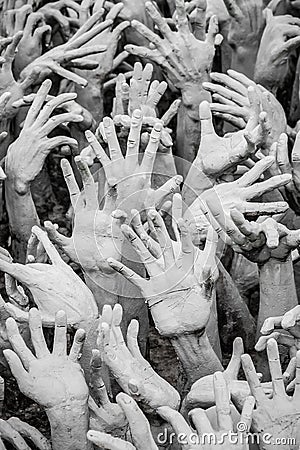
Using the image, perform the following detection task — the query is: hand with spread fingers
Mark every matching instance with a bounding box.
[158,371,255,450]
[5,10,52,76]
[125,0,221,95]
[44,156,127,301]
[88,393,158,450]
[19,10,109,87]
[223,0,265,77]
[97,304,180,411]
[4,309,90,450]
[38,0,81,40]
[109,62,181,151]
[255,9,300,91]
[241,340,300,449]
[85,112,182,217]
[203,69,287,149]
[5,79,81,195]
[0,33,41,123]
[189,156,291,234]
[183,96,266,203]
[0,225,98,328]
[88,349,128,436]
[106,204,219,337]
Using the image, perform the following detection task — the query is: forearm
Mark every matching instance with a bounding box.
[170,330,223,384]
[46,400,91,450]
[5,175,39,261]
[258,256,298,336]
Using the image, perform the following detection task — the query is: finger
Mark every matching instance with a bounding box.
[146,81,168,110]
[49,62,88,87]
[85,130,110,168]
[175,0,191,38]
[239,396,255,435]
[130,210,161,259]
[107,258,146,291]
[31,226,62,265]
[154,175,183,208]
[267,338,286,397]
[292,130,300,191]
[225,337,244,379]
[281,305,300,330]
[199,101,215,137]
[28,308,49,359]
[69,329,85,362]
[89,349,110,406]
[157,406,192,440]
[87,430,135,449]
[189,408,214,435]
[147,209,175,267]
[5,318,35,369]
[35,93,78,127]
[53,310,67,357]
[214,371,233,431]
[7,417,51,450]
[192,0,207,40]
[244,174,292,199]
[237,156,279,186]
[261,218,279,249]
[3,349,31,393]
[103,116,123,161]
[117,393,157,449]
[255,332,296,352]
[126,109,142,160]
[23,79,52,128]
[44,221,70,250]
[121,224,161,277]
[261,316,284,335]
[241,354,267,405]
[223,0,242,19]
[206,14,219,46]
[161,99,181,126]
[0,419,30,450]
[277,133,291,175]
[60,159,81,208]
[74,155,98,210]
[244,201,288,215]
[41,112,83,135]
[140,123,162,174]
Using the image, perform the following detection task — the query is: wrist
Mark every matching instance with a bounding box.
[258,256,298,334]
[5,164,30,196]
[46,399,91,450]
[170,330,223,384]
[181,82,211,119]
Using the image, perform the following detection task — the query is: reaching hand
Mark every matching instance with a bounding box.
[97,303,180,410]
[125,0,221,94]
[88,393,158,450]
[187,97,264,181]
[85,113,182,216]
[44,156,127,278]
[0,225,98,328]
[107,204,218,337]
[5,79,82,194]
[241,339,300,449]
[189,156,291,245]
[255,9,300,91]
[19,10,109,87]
[203,69,287,149]
[158,371,255,449]
[10,11,52,76]
[4,308,88,409]
[38,0,81,40]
